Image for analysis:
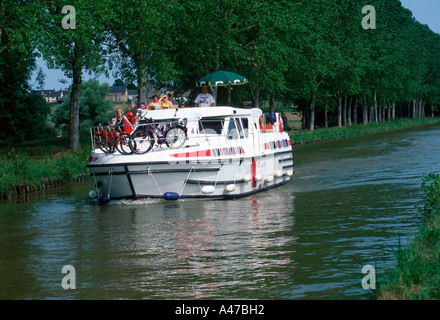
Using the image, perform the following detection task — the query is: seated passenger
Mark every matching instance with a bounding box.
[147,100,160,110]
[113,109,133,134]
[135,102,149,124]
[159,94,174,109]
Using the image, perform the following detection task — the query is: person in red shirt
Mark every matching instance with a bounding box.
[113,109,133,134]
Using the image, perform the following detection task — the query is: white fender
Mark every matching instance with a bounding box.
[242,175,252,182]
[201,185,215,194]
[265,176,274,183]
[274,171,284,178]
[225,184,236,192]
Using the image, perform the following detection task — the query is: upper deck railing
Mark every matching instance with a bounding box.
[89,111,287,155]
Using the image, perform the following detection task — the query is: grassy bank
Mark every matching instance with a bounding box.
[0,137,91,198]
[289,117,440,145]
[376,172,440,299]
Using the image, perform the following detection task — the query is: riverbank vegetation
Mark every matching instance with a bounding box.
[290,117,440,145]
[0,139,90,198]
[2,1,440,151]
[376,172,440,300]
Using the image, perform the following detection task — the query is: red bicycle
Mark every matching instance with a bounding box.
[93,123,133,154]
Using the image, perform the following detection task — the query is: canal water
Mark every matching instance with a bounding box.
[1,124,440,300]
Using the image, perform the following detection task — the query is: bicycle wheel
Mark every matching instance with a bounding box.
[96,132,115,153]
[116,133,133,155]
[165,125,187,149]
[129,129,153,154]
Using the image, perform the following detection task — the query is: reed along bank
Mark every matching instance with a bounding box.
[376,172,440,299]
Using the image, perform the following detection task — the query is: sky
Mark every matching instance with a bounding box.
[400,0,440,34]
[31,0,440,91]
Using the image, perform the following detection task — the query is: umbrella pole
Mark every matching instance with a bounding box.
[228,85,231,106]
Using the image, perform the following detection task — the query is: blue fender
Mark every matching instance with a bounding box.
[163,192,181,201]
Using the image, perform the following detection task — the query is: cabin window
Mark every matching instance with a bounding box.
[227,118,238,139]
[226,117,250,139]
[199,119,224,135]
[240,118,249,138]
[235,118,244,138]
[235,118,249,138]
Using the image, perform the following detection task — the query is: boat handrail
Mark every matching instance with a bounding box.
[89,112,287,155]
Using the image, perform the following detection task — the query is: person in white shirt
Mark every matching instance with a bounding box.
[195,86,215,107]
[135,102,149,123]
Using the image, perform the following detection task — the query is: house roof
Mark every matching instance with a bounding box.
[109,86,127,93]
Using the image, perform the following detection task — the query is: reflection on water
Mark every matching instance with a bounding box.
[1,125,440,299]
[0,184,297,300]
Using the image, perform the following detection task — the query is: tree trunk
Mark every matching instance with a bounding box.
[353,97,358,124]
[373,91,378,122]
[137,69,148,105]
[362,100,368,125]
[324,104,328,128]
[392,103,396,119]
[412,99,416,118]
[69,44,83,151]
[251,89,259,109]
[337,95,342,128]
[302,102,308,130]
[269,90,275,113]
[347,96,352,126]
[309,94,316,131]
[343,95,347,126]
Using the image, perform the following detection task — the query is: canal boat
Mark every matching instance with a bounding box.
[87,106,294,202]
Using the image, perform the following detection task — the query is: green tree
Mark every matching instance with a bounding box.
[53,79,113,135]
[37,1,113,150]
[110,0,180,104]
[0,0,51,143]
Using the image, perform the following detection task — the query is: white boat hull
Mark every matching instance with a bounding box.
[88,151,293,200]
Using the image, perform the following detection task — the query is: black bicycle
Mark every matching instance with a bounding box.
[128,118,187,154]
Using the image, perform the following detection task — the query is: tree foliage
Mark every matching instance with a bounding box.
[0,0,51,144]
[53,79,113,136]
[3,0,440,144]
[37,0,113,150]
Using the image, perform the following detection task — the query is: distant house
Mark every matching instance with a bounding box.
[33,89,68,104]
[107,86,128,102]
[106,86,139,108]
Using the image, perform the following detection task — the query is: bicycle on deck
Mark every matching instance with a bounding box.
[93,123,133,155]
[128,118,187,154]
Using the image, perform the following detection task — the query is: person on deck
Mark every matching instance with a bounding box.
[126,111,136,125]
[195,86,215,107]
[151,95,161,110]
[113,109,133,134]
[135,102,149,122]
[147,100,160,110]
[159,94,174,109]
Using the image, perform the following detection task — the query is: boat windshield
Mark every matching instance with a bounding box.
[198,118,224,135]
